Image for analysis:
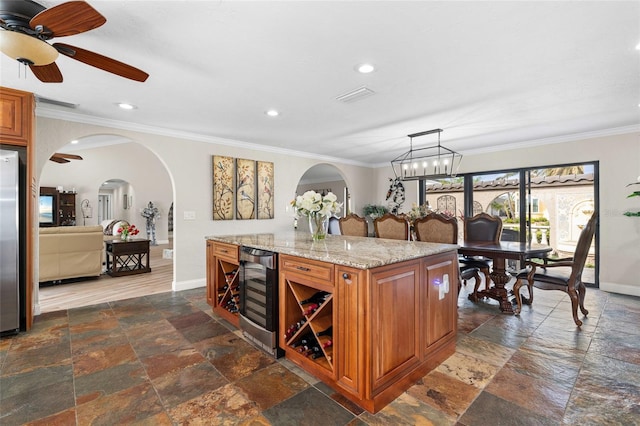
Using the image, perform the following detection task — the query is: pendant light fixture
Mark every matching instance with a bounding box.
[391,129,462,181]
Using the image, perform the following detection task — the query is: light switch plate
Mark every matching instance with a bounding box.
[183,211,196,220]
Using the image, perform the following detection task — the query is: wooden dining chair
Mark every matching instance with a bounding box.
[459,212,503,297]
[413,212,481,295]
[338,213,368,237]
[374,213,410,240]
[513,212,596,327]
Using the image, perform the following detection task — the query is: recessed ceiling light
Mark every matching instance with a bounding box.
[117,103,136,110]
[265,109,279,117]
[636,42,640,50]
[70,139,79,144]
[356,63,375,74]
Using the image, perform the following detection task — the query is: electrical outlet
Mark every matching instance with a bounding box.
[183,211,196,220]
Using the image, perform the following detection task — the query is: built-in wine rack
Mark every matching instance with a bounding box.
[217,263,239,314]
[282,281,334,372]
[207,241,241,328]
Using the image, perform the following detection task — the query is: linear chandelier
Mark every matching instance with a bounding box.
[391,128,462,181]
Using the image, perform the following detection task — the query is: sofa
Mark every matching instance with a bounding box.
[39,226,104,283]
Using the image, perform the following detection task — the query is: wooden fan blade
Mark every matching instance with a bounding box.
[49,156,70,163]
[30,62,63,83]
[30,1,106,37]
[54,43,149,82]
[52,153,83,161]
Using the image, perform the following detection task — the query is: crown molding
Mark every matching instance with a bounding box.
[36,107,374,169]
[372,124,640,168]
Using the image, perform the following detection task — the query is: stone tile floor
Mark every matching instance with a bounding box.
[1,284,639,425]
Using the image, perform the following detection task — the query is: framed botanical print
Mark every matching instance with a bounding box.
[257,161,274,219]
[236,158,256,220]
[212,155,234,220]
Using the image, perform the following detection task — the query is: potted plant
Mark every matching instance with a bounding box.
[362,204,389,219]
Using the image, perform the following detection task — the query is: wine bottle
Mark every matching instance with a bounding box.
[299,291,330,306]
[321,339,333,349]
[302,303,319,316]
[284,318,307,340]
[291,333,314,348]
[315,326,332,337]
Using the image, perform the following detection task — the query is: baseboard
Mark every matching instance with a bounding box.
[173,278,205,292]
[600,281,640,297]
[155,239,170,245]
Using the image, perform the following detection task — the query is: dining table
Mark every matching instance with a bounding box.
[458,241,553,314]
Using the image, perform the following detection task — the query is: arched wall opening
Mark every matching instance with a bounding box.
[36,133,175,311]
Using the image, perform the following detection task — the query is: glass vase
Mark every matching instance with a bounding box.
[309,214,329,241]
[121,233,129,242]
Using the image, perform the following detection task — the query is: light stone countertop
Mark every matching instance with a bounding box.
[206,231,458,269]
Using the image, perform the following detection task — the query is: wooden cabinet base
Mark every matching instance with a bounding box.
[280,251,459,414]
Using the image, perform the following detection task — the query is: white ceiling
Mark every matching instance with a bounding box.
[2,1,639,166]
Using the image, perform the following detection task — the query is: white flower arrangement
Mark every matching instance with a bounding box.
[291,190,342,217]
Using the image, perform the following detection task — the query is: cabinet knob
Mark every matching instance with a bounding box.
[342,273,349,279]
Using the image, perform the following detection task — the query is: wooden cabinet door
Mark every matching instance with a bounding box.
[0,87,32,146]
[335,266,363,396]
[423,252,457,350]
[369,261,421,395]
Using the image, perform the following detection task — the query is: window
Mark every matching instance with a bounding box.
[421,161,598,286]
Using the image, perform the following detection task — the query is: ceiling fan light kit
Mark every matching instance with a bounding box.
[0,0,148,83]
[391,128,463,181]
[0,30,58,65]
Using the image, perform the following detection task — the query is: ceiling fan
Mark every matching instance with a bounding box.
[49,152,82,163]
[0,0,148,83]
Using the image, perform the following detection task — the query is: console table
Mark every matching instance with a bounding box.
[105,239,151,277]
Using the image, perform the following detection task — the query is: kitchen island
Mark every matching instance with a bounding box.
[206,232,459,413]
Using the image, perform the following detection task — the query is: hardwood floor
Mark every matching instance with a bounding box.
[38,242,174,313]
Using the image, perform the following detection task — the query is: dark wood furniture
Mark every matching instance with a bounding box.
[338,213,368,237]
[57,191,76,226]
[105,239,151,277]
[459,212,503,296]
[39,187,76,226]
[206,240,240,328]
[513,213,597,326]
[458,241,552,313]
[374,213,410,240]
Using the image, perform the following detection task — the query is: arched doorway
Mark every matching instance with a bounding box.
[37,134,174,312]
[295,164,349,233]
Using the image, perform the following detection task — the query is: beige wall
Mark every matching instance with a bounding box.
[40,142,172,243]
[33,116,376,314]
[375,131,640,296]
[32,116,640,312]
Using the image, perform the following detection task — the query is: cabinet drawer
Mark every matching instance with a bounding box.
[213,242,239,263]
[281,255,334,286]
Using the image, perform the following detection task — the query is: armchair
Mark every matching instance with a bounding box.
[513,213,596,327]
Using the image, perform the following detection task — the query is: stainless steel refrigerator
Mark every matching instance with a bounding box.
[1,149,22,334]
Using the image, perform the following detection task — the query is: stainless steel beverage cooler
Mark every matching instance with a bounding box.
[239,246,283,358]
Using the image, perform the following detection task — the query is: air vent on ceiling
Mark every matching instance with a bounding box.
[335,86,375,103]
[35,95,78,109]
